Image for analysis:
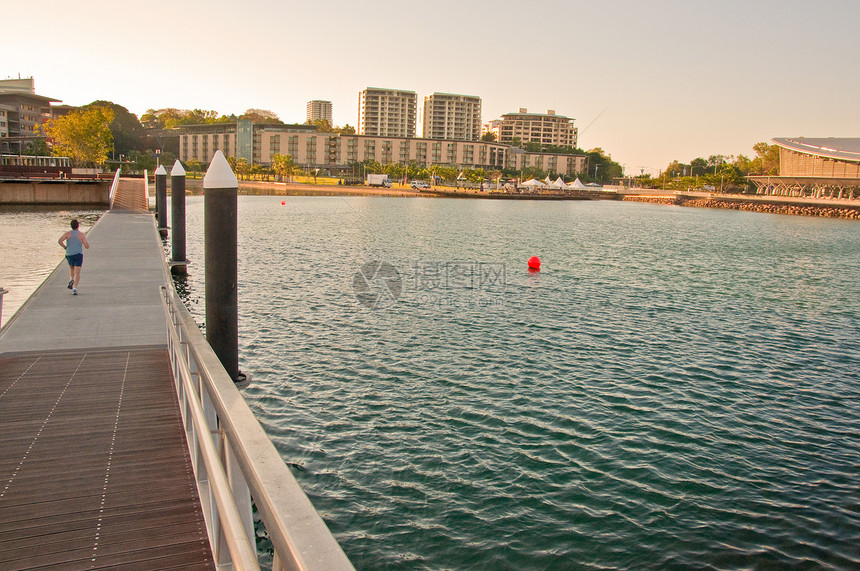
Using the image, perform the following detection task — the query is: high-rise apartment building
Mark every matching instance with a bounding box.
[358,88,417,138]
[422,93,482,141]
[497,108,578,148]
[306,100,332,124]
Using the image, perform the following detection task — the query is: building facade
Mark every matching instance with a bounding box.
[422,93,482,141]
[178,122,319,165]
[179,122,587,176]
[0,77,60,154]
[497,108,578,148]
[748,137,860,199]
[306,100,332,124]
[358,88,417,138]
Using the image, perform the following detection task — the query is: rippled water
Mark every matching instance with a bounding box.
[171,196,860,569]
[0,207,103,327]
[9,197,859,568]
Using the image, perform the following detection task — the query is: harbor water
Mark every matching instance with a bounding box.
[6,197,860,568]
[0,207,102,328]
[178,196,859,569]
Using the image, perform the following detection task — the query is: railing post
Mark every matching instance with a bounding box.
[223,436,254,544]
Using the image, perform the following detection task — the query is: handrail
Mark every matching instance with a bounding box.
[160,285,354,571]
[0,287,8,330]
[108,167,121,209]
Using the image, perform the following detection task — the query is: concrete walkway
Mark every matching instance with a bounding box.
[0,211,169,354]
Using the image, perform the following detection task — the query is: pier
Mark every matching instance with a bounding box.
[0,178,352,569]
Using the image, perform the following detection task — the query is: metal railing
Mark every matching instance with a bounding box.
[0,287,8,330]
[108,167,121,209]
[160,285,354,571]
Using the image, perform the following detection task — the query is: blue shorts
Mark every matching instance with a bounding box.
[66,253,83,267]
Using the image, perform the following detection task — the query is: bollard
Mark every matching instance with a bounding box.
[170,159,188,274]
[155,164,168,238]
[203,151,245,384]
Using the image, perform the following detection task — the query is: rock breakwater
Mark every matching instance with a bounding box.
[624,195,860,220]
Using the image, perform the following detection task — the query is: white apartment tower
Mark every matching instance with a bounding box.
[422,93,482,141]
[497,108,578,148]
[358,88,417,138]
[306,100,332,124]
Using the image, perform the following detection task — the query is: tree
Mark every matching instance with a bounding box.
[691,157,708,171]
[86,100,146,156]
[23,138,50,156]
[126,150,156,172]
[185,159,202,175]
[271,153,296,182]
[522,166,547,180]
[337,124,356,135]
[43,106,114,167]
[306,119,336,132]
[481,132,497,142]
[751,142,780,175]
[240,109,282,124]
[143,108,229,128]
[236,158,250,180]
[586,147,623,183]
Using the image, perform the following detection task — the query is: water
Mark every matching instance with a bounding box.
[7,198,860,568]
[173,196,860,569]
[0,207,103,327]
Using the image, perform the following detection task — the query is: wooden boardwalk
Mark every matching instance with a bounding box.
[0,200,214,569]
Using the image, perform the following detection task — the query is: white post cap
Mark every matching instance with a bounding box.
[155,164,167,175]
[171,159,186,176]
[204,150,238,189]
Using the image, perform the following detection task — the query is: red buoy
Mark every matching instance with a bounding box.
[281,200,286,205]
[528,256,541,270]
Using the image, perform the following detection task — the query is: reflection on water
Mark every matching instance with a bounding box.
[0,206,104,327]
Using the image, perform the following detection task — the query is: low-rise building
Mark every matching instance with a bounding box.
[0,77,60,154]
[178,121,587,176]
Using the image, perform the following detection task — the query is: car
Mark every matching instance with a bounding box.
[411,181,430,190]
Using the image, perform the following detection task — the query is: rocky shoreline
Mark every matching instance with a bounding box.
[623,195,860,220]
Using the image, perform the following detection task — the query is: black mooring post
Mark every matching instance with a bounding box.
[203,151,245,383]
[170,160,187,273]
[155,164,168,237]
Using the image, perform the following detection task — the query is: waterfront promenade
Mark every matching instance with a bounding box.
[0,210,214,568]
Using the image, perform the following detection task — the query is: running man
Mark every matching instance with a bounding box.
[58,219,90,295]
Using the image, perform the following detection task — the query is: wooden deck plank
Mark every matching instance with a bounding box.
[0,348,213,569]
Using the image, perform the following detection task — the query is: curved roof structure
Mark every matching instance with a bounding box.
[772,138,860,163]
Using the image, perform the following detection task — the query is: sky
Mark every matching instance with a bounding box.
[6,0,860,175]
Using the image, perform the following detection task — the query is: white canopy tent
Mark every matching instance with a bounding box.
[549,176,569,190]
[521,178,547,188]
[570,177,588,190]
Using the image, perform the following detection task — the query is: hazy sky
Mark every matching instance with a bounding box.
[6,0,859,174]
